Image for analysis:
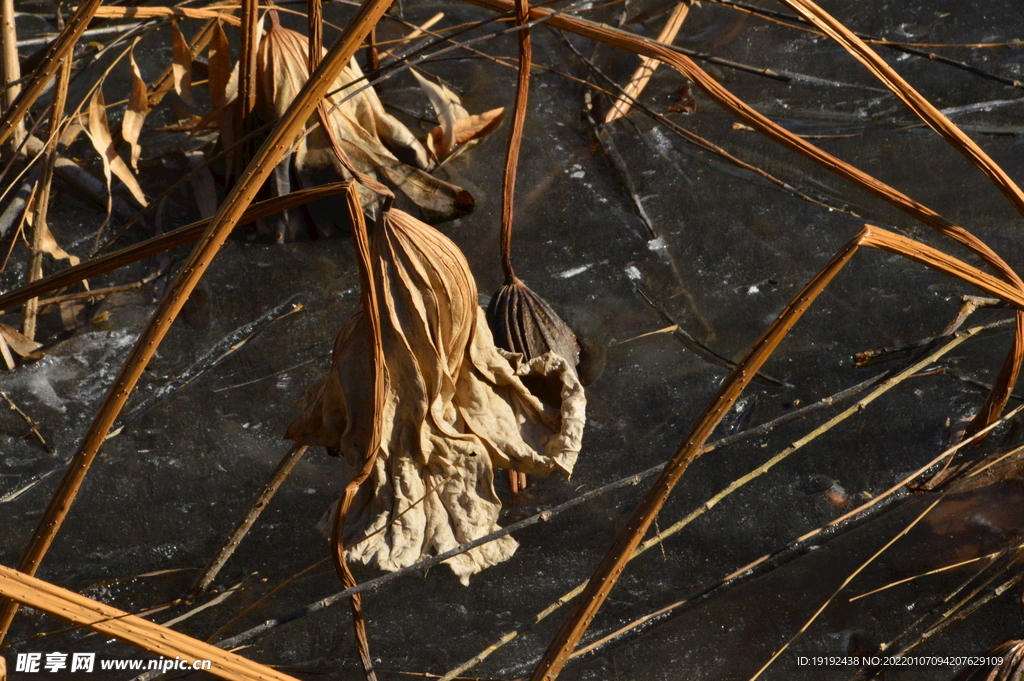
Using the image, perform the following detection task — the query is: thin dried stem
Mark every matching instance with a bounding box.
[0,0,396,642]
[529,224,1024,680]
[604,0,690,122]
[750,498,944,680]
[240,0,260,120]
[21,58,71,341]
[0,564,301,681]
[498,0,532,281]
[773,0,1024,436]
[0,0,24,150]
[308,0,323,72]
[189,444,309,597]
[329,185,385,681]
[0,388,49,452]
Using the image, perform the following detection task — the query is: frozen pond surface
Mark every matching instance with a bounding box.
[4,0,1024,679]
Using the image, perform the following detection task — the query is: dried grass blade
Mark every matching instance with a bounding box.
[0,0,396,644]
[0,563,302,681]
[171,21,197,108]
[0,183,353,313]
[123,46,150,173]
[750,498,943,680]
[208,21,232,110]
[329,183,385,681]
[604,0,690,123]
[21,55,71,341]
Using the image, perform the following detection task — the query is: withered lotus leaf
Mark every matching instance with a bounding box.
[286,209,585,584]
[247,20,473,236]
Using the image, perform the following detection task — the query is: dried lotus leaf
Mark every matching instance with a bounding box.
[287,209,585,584]
[249,23,471,227]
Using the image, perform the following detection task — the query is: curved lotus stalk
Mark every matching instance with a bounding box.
[286,208,585,584]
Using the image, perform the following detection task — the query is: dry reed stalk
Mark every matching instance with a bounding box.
[0,0,396,642]
[772,0,1024,436]
[562,334,1009,663]
[91,6,242,26]
[21,58,71,341]
[0,0,103,148]
[308,0,323,72]
[0,182,354,313]
[328,184,385,681]
[240,0,260,120]
[0,563,302,681]
[528,225,1024,680]
[604,0,690,123]
[0,0,24,150]
[190,444,309,596]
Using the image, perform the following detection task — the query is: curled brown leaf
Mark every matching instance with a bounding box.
[413,69,504,162]
[171,21,196,108]
[122,46,149,172]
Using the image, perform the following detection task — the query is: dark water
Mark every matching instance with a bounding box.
[3,0,1024,679]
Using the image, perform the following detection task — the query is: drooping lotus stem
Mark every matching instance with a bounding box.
[487,0,580,493]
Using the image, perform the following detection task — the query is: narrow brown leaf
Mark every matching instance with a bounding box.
[412,69,465,159]
[171,21,197,108]
[0,334,13,371]
[86,88,148,208]
[123,46,150,173]
[37,221,80,267]
[412,71,505,163]
[208,20,231,110]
